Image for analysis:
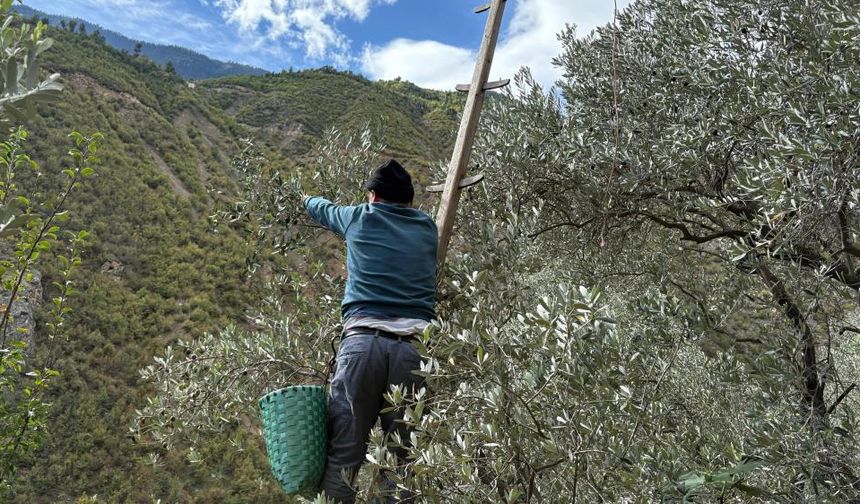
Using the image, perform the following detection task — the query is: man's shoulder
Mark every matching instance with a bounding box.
[410,207,436,225]
[363,203,434,220]
[352,204,436,238]
[406,208,438,234]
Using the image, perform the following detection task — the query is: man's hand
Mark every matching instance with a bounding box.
[288,176,310,207]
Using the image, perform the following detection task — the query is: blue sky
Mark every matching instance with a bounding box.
[25,0,631,89]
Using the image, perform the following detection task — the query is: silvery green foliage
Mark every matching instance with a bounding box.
[213,127,381,271]
[135,128,382,450]
[0,2,62,125]
[133,268,339,450]
[354,187,777,502]
[308,126,380,205]
[464,0,860,500]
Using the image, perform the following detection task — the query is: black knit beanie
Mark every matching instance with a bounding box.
[365,159,414,204]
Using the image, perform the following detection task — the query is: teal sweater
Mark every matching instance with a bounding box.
[304,196,437,321]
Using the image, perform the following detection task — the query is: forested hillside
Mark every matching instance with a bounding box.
[197,72,461,168]
[3,16,459,502]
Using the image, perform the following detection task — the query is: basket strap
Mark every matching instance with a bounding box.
[324,332,339,385]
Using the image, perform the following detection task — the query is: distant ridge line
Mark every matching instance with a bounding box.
[12,5,269,80]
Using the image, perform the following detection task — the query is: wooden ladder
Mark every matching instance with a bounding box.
[428,0,508,266]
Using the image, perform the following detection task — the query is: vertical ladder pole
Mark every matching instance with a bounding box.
[435,0,507,266]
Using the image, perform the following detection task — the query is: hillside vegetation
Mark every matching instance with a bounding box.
[7,19,459,503]
[197,70,461,171]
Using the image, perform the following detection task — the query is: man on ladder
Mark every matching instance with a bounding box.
[303,1,508,500]
[303,159,437,503]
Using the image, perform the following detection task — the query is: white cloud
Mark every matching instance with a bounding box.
[361,0,632,90]
[361,39,475,90]
[213,0,396,60]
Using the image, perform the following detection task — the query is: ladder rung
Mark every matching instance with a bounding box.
[426,172,485,193]
[455,79,510,93]
[485,78,510,91]
[474,0,506,14]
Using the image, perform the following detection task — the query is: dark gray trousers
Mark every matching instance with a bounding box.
[321,332,424,504]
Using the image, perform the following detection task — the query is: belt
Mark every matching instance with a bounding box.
[342,327,416,342]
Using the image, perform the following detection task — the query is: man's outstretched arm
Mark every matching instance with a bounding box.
[303,196,359,236]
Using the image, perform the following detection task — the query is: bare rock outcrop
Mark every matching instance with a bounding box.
[1,269,43,350]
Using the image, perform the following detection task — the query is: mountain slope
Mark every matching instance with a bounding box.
[14,5,268,80]
[198,69,461,173]
[8,22,458,503]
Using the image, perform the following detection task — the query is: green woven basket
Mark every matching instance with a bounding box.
[259,385,327,497]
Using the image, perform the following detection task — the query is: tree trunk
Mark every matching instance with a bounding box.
[755,263,827,431]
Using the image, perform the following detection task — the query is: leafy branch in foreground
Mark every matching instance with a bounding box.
[132,267,338,451]
[0,2,62,125]
[0,3,102,493]
[1,131,101,346]
[212,127,381,270]
[0,131,100,490]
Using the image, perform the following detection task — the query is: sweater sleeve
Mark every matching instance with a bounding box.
[303,196,360,235]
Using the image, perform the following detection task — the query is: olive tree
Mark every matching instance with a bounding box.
[465,0,860,499]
